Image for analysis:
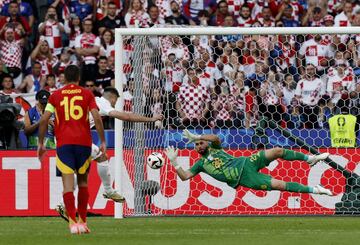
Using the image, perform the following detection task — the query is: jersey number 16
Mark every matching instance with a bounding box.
[60,96,84,121]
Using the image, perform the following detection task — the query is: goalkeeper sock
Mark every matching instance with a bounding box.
[285,182,313,193]
[282,149,309,161]
[97,160,113,193]
[77,186,89,223]
[63,191,77,224]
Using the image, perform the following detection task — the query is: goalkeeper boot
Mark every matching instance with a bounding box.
[69,223,81,235]
[308,153,330,166]
[103,190,125,203]
[313,185,333,196]
[78,222,91,234]
[55,203,69,223]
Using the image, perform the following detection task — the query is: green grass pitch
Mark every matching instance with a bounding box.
[0,216,360,245]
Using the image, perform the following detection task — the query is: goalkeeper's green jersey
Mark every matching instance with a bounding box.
[190,143,246,188]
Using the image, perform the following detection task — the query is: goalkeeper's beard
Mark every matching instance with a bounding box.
[198,147,209,156]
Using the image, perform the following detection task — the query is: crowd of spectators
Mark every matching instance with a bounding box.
[0,0,360,148]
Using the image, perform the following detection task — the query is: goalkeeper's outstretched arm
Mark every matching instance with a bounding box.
[164,146,196,181]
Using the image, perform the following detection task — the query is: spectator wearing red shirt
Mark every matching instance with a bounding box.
[0,1,31,38]
[210,0,236,26]
[176,68,210,128]
[244,87,258,128]
[1,0,34,28]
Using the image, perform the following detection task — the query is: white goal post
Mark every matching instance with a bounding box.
[114,27,360,218]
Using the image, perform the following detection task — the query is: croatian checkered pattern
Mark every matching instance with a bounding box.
[215,95,234,120]
[177,83,210,119]
[0,40,23,69]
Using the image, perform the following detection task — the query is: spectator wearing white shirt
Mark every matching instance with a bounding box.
[163,35,190,62]
[75,18,100,84]
[282,73,296,108]
[327,63,355,106]
[194,58,214,91]
[298,34,332,76]
[259,70,284,125]
[0,27,24,87]
[334,0,353,27]
[295,64,326,128]
[99,29,115,58]
[161,53,185,93]
[124,0,150,27]
[64,14,82,49]
[38,7,65,56]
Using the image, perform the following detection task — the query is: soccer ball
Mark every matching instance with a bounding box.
[147,152,165,169]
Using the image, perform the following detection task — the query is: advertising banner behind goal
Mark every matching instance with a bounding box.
[1,149,359,216]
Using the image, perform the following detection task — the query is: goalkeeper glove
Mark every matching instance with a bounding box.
[165,146,180,169]
[182,129,201,143]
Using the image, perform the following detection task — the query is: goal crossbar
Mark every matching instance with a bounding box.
[116,26,360,36]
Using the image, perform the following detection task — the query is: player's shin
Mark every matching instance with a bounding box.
[63,192,77,224]
[78,186,89,223]
[97,160,113,193]
[285,182,313,193]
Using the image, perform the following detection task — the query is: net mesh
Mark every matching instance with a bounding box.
[118,28,360,216]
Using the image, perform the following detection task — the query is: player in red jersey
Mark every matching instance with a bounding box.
[37,65,106,234]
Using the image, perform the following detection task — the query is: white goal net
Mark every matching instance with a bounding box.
[114,27,360,217]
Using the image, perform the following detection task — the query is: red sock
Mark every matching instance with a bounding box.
[63,192,76,223]
[78,187,89,223]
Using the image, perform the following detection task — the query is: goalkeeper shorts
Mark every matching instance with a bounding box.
[237,151,273,191]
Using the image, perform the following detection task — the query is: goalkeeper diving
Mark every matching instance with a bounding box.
[165,130,332,195]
